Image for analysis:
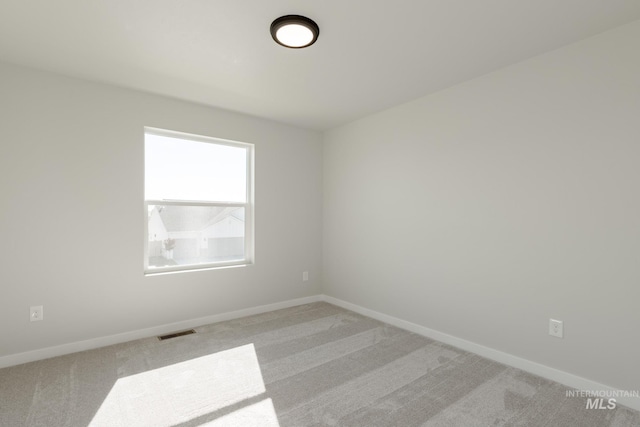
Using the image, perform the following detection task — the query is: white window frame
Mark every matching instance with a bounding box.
[143,127,254,275]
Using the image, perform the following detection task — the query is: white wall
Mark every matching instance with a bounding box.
[0,61,322,358]
[323,21,640,393]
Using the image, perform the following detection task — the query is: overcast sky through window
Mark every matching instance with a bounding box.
[145,133,247,202]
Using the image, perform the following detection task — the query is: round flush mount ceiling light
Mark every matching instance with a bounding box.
[270,15,319,48]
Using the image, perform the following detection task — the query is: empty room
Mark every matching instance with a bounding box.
[1,1,639,426]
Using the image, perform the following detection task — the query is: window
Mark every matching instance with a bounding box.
[144,128,253,274]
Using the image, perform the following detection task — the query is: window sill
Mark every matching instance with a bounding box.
[144,261,253,276]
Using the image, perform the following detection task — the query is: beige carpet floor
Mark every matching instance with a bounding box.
[1,302,638,426]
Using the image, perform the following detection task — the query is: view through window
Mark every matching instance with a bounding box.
[144,128,253,273]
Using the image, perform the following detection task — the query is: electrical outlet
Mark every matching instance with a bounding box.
[30,306,43,322]
[302,271,309,282]
[549,319,563,338]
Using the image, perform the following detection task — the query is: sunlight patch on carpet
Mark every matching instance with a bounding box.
[200,398,280,427]
[90,344,270,426]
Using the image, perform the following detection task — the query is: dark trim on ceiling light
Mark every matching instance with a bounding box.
[270,15,320,49]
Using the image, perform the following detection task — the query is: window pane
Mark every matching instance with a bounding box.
[147,204,245,269]
[145,133,247,202]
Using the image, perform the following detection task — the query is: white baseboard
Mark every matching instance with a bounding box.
[0,295,323,370]
[2,293,637,412]
[321,295,640,412]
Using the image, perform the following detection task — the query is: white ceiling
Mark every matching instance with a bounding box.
[1,1,639,131]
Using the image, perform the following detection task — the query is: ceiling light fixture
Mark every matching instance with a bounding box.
[270,15,319,49]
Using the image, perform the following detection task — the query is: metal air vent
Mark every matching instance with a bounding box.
[158,329,196,341]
